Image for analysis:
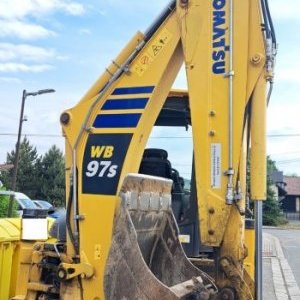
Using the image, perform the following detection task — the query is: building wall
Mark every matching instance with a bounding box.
[282,195,297,212]
[271,184,279,202]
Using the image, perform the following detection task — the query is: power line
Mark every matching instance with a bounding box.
[0,133,62,138]
[270,151,300,156]
[268,134,300,138]
[276,159,300,165]
[149,134,300,139]
[1,133,300,138]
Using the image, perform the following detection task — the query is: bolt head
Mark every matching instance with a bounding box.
[180,0,189,5]
[208,207,215,214]
[60,112,71,125]
[251,53,263,65]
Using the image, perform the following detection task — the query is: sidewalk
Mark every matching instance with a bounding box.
[263,232,300,300]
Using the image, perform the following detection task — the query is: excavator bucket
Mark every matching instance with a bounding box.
[104,174,216,300]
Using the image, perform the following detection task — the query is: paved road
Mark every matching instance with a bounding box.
[265,228,300,287]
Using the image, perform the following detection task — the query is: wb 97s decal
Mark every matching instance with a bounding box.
[82,134,132,195]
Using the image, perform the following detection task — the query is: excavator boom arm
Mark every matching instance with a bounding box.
[18,1,276,300]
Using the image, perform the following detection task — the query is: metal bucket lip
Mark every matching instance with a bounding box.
[104,174,217,299]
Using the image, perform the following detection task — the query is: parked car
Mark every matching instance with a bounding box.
[48,208,66,220]
[33,200,54,212]
[14,192,38,216]
[33,200,65,219]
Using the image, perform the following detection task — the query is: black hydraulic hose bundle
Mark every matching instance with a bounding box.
[65,1,177,259]
[260,0,271,39]
[260,0,277,47]
[144,0,176,42]
[260,0,277,105]
[264,0,277,46]
[66,185,79,255]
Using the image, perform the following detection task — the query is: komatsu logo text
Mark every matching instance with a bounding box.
[212,0,229,75]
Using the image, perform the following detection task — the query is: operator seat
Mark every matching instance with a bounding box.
[139,149,184,221]
[139,148,172,179]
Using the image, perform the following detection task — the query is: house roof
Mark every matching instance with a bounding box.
[271,171,284,183]
[284,176,300,196]
[0,164,13,171]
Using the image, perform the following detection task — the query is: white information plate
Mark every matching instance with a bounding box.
[211,143,222,189]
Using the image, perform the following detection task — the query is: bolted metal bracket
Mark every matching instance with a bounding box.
[57,262,94,281]
[219,257,253,300]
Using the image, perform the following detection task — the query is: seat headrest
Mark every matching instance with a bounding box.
[143,148,168,159]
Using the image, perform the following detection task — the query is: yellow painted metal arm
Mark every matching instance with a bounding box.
[251,74,267,201]
[61,7,184,299]
[176,0,266,248]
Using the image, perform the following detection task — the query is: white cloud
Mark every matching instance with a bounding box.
[276,67,300,84]
[269,0,300,21]
[0,43,56,62]
[0,77,21,83]
[78,28,92,36]
[57,1,85,16]
[56,55,69,61]
[0,0,85,19]
[0,0,85,41]
[0,20,55,40]
[0,63,53,73]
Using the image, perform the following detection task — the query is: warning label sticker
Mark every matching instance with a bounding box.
[211,143,221,189]
[132,29,172,77]
[140,54,153,65]
[152,44,163,56]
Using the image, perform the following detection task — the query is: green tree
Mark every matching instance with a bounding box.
[263,157,286,226]
[0,137,40,198]
[38,145,65,207]
[247,156,285,226]
[0,187,17,217]
[0,140,66,208]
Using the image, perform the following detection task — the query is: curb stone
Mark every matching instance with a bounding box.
[265,233,300,300]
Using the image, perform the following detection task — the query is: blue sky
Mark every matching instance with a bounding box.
[0,0,299,177]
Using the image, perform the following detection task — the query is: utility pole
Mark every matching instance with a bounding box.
[7,89,55,217]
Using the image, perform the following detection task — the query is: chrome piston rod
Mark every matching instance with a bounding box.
[226,0,235,205]
[255,200,263,300]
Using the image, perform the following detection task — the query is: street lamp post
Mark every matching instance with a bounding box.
[7,88,56,217]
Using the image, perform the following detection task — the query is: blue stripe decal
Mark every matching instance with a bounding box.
[93,114,142,128]
[112,86,155,95]
[102,98,149,110]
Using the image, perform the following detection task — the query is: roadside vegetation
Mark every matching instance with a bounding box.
[263,157,288,226]
[0,188,18,217]
[0,138,65,210]
[248,156,287,226]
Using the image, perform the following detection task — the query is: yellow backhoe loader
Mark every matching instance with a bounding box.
[6,0,277,299]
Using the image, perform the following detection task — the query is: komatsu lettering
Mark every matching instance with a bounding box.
[212,0,229,74]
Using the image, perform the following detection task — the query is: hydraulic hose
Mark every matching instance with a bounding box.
[260,0,271,39]
[144,0,176,42]
[68,1,177,259]
[66,185,79,255]
[267,81,274,105]
[264,0,277,46]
